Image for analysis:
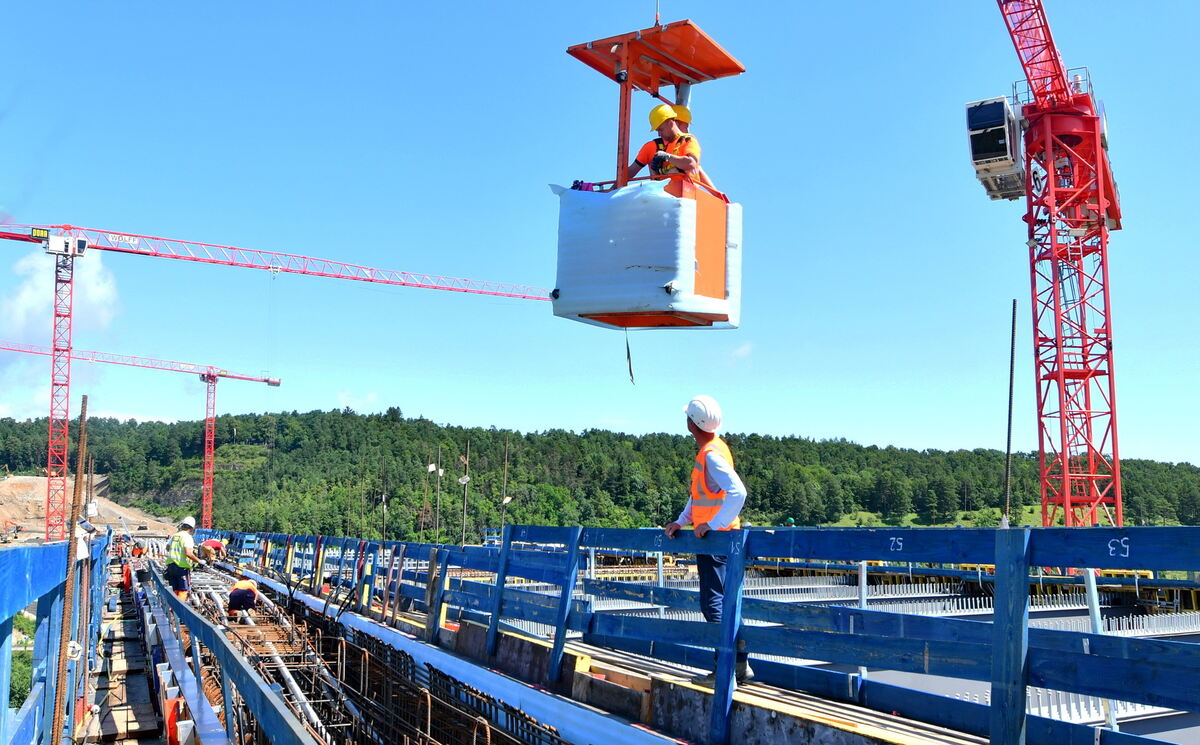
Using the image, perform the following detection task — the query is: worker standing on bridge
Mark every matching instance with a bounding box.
[664,394,753,684]
[165,516,203,601]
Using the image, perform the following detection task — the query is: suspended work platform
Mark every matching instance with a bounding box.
[553,20,746,330]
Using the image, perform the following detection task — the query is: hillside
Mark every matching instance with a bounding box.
[1,409,1197,539]
[0,475,176,540]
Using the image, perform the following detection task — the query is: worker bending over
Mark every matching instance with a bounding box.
[627,104,715,189]
[165,516,204,601]
[199,537,227,563]
[227,573,260,623]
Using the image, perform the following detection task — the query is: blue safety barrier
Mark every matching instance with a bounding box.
[208,525,1200,745]
[1,531,110,745]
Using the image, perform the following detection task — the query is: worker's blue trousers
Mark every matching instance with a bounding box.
[696,553,748,662]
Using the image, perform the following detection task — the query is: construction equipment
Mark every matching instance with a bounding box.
[0,225,548,540]
[553,20,745,330]
[0,340,280,530]
[968,1,1123,526]
[0,520,22,543]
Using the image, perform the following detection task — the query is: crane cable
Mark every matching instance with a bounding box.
[625,330,635,385]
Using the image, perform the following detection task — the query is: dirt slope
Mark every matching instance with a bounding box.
[0,475,176,541]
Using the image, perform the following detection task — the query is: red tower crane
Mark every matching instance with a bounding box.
[0,340,279,529]
[0,224,549,539]
[969,1,1123,527]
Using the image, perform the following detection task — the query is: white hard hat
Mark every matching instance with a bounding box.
[180,516,197,529]
[683,395,723,433]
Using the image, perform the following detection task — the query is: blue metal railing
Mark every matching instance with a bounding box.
[141,564,318,745]
[200,525,1200,745]
[1,532,110,745]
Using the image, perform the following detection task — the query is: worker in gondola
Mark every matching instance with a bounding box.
[626,104,715,188]
[226,573,260,623]
[664,395,753,684]
[165,516,203,601]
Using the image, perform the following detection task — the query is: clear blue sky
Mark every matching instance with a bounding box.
[2,2,1197,464]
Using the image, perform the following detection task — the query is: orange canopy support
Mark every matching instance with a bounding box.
[567,20,745,186]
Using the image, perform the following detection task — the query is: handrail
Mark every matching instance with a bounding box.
[2,533,110,745]
[146,565,320,745]
[576,173,731,203]
[204,525,1200,745]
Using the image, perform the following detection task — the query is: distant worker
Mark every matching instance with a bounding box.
[626,104,715,189]
[199,538,227,563]
[165,516,203,601]
[784,517,796,527]
[226,573,260,623]
[664,394,752,684]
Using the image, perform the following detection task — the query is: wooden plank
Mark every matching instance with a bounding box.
[581,526,735,556]
[508,525,579,545]
[1030,527,1200,570]
[100,621,141,641]
[85,673,159,740]
[589,660,652,692]
[746,527,996,564]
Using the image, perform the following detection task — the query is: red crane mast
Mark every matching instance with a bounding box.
[0,340,279,530]
[998,0,1123,527]
[0,225,548,539]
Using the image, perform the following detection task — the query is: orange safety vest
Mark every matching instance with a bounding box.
[689,437,740,530]
[651,135,716,189]
[231,579,258,594]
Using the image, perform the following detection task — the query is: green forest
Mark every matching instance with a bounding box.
[1,408,1197,540]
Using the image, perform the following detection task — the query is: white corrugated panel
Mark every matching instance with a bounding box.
[551,179,741,329]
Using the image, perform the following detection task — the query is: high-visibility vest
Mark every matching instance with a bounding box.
[231,579,258,594]
[689,437,740,530]
[167,531,194,569]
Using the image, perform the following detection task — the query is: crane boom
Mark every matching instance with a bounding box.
[0,340,278,384]
[0,222,547,538]
[1,225,551,301]
[0,340,279,530]
[997,0,1071,106]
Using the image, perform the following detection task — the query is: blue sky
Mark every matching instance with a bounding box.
[2,2,1197,464]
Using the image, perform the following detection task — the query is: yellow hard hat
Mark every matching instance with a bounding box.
[649,103,678,131]
[672,104,692,125]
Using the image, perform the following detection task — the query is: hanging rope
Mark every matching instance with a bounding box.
[625,329,636,384]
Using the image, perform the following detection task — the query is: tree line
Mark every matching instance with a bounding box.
[0,407,1196,539]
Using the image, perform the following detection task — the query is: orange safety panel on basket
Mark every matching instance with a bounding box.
[580,311,729,329]
[663,176,728,301]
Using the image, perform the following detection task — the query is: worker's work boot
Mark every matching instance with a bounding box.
[735,659,755,684]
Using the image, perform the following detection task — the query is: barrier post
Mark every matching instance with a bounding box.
[424,549,451,644]
[546,527,584,683]
[485,526,513,656]
[708,531,747,745]
[0,616,12,739]
[387,543,409,624]
[990,527,1030,745]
